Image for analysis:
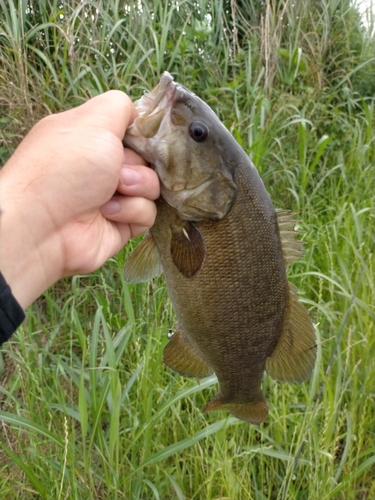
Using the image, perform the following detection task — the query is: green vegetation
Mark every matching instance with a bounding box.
[1,1,374,498]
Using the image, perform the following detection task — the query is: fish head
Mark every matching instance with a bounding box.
[123,72,239,221]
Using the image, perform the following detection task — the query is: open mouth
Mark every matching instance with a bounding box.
[137,72,177,118]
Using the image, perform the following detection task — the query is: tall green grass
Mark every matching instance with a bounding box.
[1,1,374,498]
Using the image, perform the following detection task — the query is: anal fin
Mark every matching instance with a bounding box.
[124,232,163,283]
[266,282,316,383]
[163,328,213,378]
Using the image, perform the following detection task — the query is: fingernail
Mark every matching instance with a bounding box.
[120,166,141,186]
[101,200,121,215]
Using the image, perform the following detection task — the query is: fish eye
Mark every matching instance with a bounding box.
[189,122,208,142]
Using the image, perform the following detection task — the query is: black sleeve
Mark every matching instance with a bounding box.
[0,272,25,345]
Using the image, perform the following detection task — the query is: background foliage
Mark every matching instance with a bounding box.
[1,1,374,499]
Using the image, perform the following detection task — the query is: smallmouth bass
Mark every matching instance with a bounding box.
[123,72,316,424]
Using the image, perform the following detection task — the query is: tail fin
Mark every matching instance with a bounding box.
[202,393,269,424]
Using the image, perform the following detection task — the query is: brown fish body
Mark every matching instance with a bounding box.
[123,72,316,423]
[152,157,288,404]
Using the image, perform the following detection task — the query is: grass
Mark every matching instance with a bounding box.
[1,0,375,498]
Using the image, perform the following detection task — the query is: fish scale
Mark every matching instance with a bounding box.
[123,72,317,423]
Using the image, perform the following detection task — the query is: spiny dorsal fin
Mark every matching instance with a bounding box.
[277,211,306,267]
[170,221,207,278]
[163,328,213,378]
[266,281,316,383]
[124,232,163,283]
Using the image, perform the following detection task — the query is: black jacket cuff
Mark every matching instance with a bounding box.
[0,272,25,345]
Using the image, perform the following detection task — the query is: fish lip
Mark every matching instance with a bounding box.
[159,71,174,87]
[161,79,178,106]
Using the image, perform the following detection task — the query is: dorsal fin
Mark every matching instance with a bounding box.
[124,232,163,283]
[277,211,306,267]
[266,281,316,383]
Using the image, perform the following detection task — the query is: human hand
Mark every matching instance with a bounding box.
[0,91,160,309]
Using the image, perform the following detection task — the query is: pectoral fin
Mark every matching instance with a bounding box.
[124,232,163,283]
[163,328,213,378]
[170,221,207,278]
[266,282,316,383]
[203,393,269,424]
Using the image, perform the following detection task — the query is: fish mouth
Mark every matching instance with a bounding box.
[123,72,196,160]
[137,72,178,118]
[122,73,178,159]
[137,72,195,120]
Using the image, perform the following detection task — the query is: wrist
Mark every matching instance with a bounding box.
[0,174,62,309]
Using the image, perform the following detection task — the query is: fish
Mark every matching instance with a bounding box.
[122,72,316,424]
